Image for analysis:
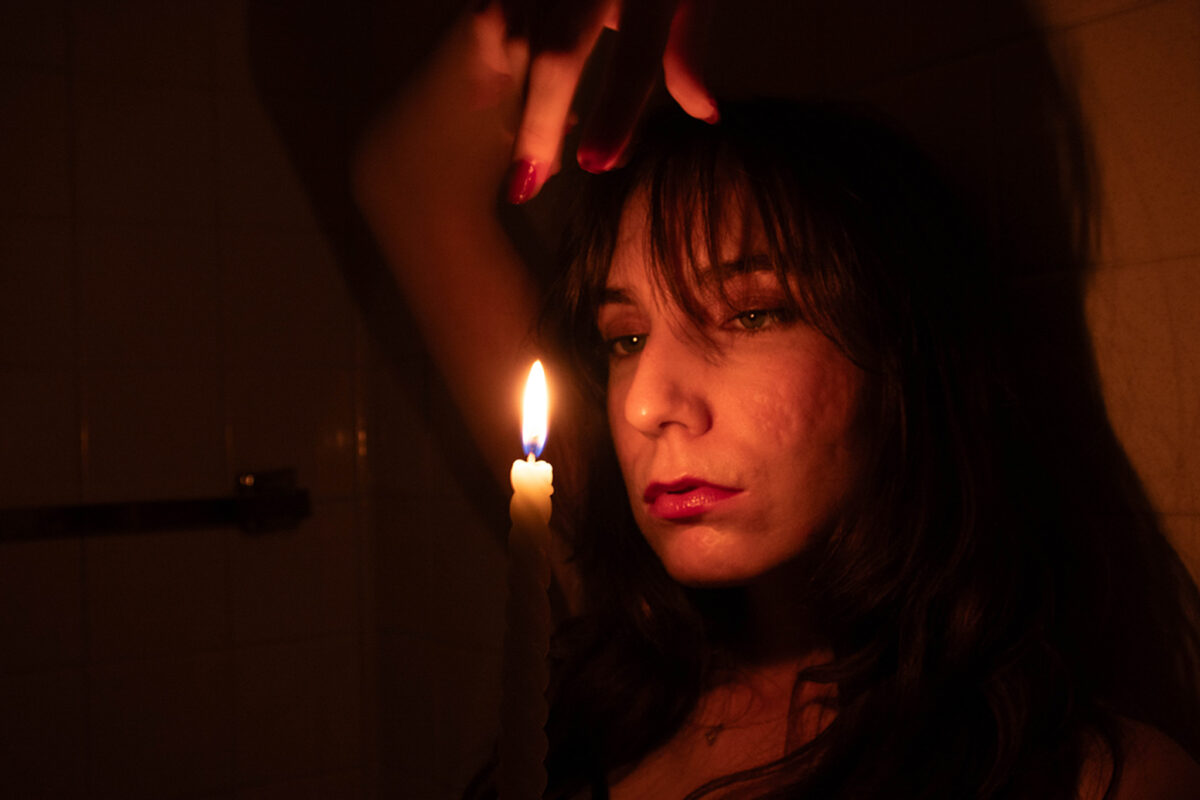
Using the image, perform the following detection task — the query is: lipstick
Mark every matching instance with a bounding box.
[644,479,742,521]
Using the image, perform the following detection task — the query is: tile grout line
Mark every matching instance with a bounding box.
[60,2,95,795]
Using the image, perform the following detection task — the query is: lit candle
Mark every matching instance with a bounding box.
[499,360,553,800]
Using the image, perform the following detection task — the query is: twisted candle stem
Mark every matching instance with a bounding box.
[500,458,553,799]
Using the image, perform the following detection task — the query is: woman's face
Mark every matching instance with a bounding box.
[597,195,868,587]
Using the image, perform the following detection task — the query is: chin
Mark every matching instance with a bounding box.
[650,527,763,588]
[647,520,828,591]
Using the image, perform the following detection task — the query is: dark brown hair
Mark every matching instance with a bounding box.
[540,101,1200,799]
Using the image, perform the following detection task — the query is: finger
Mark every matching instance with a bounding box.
[469,3,528,112]
[663,0,718,122]
[577,0,677,173]
[508,10,608,203]
[530,0,612,51]
[495,34,531,133]
[471,2,517,77]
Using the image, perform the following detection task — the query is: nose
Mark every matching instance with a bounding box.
[621,328,713,437]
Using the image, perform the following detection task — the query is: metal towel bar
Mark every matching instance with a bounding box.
[0,469,310,542]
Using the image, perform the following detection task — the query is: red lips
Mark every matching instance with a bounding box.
[643,478,742,520]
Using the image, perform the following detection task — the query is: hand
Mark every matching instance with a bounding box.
[494,0,718,203]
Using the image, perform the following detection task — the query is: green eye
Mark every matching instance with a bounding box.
[733,310,778,331]
[607,334,646,357]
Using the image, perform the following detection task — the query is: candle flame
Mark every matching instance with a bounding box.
[522,360,548,457]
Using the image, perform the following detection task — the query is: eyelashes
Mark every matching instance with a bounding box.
[727,307,797,332]
[596,272,803,361]
[600,306,798,361]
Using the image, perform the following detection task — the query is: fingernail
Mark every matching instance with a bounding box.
[507,159,538,204]
[703,107,720,125]
[577,147,613,174]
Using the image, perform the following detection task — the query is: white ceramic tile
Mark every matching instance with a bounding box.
[77,222,220,368]
[375,631,440,786]
[74,83,217,224]
[0,369,80,507]
[0,538,83,671]
[82,368,226,503]
[211,0,254,94]
[0,70,69,216]
[372,494,436,637]
[1064,0,1200,266]
[233,769,365,800]
[226,367,356,501]
[229,499,357,644]
[85,528,230,662]
[0,0,67,67]
[0,217,74,368]
[220,230,356,368]
[89,652,234,799]
[0,667,86,797]
[422,488,507,650]
[1087,256,1200,514]
[70,0,212,89]
[431,640,501,798]
[232,637,361,785]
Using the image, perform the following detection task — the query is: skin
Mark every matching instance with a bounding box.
[598,195,867,588]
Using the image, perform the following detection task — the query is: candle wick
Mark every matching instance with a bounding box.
[526,453,536,463]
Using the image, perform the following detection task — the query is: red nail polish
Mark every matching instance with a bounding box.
[507,159,538,204]
[577,148,611,174]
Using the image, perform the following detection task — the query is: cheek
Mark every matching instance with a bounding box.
[738,359,861,451]
[732,386,803,450]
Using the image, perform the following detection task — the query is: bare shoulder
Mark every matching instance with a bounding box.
[1079,717,1200,800]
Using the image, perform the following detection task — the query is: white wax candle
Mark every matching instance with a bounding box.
[499,361,553,800]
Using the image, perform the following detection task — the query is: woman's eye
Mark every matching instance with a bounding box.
[730,309,789,332]
[606,333,647,357]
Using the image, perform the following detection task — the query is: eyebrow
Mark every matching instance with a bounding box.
[599,287,633,306]
[600,255,776,302]
[699,254,776,283]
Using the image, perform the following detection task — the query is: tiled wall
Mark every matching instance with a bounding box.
[1,1,1196,799]
[1,1,375,797]
[1071,0,1200,578]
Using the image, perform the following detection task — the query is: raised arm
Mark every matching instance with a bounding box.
[353,6,538,482]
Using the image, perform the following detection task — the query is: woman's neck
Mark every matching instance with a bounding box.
[738,560,826,667]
